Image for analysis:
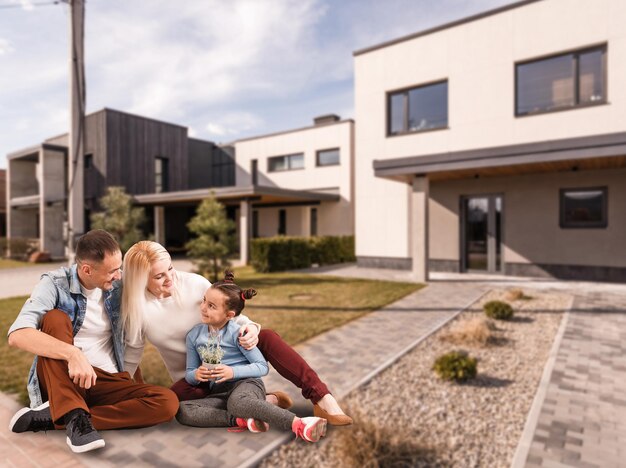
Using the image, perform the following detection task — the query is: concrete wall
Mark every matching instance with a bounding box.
[354,0,626,260]
[235,120,354,237]
[40,148,66,257]
[430,167,626,269]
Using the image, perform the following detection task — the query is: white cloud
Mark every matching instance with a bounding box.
[206,123,227,136]
[0,38,14,55]
[0,0,520,167]
[17,0,34,11]
[205,112,264,139]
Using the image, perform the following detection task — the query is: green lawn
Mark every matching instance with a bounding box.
[1,267,423,405]
[0,259,35,269]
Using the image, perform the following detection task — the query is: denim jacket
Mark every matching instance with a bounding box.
[8,265,123,408]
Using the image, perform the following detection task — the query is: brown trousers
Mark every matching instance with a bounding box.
[37,309,179,430]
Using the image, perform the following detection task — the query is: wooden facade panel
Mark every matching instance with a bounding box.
[105,110,188,195]
[84,111,107,207]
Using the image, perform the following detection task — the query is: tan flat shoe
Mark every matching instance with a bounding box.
[267,391,293,409]
[313,404,353,426]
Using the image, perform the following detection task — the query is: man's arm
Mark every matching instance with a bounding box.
[7,275,97,389]
[8,328,97,389]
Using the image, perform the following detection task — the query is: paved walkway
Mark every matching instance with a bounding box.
[512,290,626,468]
[3,262,626,467]
[0,265,488,467]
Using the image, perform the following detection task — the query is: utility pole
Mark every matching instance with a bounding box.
[67,0,85,264]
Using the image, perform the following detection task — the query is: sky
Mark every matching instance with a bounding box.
[0,0,518,169]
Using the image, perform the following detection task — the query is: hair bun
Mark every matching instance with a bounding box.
[243,288,257,300]
[223,270,235,283]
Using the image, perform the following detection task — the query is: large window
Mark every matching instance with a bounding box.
[516,46,606,116]
[155,156,169,193]
[316,148,340,167]
[388,80,448,135]
[560,187,607,229]
[268,153,304,172]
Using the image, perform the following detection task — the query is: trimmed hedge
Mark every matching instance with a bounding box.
[251,235,355,272]
[0,237,39,260]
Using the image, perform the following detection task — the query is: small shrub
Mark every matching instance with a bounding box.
[505,288,533,301]
[483,300,514,320]
[433,351,477,382]
[440,317,493,346]
[6,237,38,260]
[331,406,440,467]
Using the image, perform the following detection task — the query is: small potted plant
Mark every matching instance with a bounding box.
[197,332,224,380]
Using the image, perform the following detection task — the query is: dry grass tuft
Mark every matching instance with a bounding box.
[439,317,495,347]
[505,288,533,301]
[331,407,442,468]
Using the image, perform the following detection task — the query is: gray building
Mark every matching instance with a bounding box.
[7,108,338,260]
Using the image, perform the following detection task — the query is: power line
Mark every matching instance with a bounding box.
[0,1,63,9]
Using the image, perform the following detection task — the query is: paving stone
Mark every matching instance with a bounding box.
[522,292,626,468]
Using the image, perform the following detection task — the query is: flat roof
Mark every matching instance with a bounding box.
[134,185,340,205]
[231,119,354,145]
[7,143,68,161]
[374,132,626,182]
[353,0,544,57]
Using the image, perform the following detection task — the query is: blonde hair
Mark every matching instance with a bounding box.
[121,241,180,343]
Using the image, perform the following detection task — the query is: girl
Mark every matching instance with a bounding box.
[176,270,327,442]
[122,241,352,426]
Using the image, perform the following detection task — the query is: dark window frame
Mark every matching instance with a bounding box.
[316,148,340,167]
[515,44,608,117]
[386,79,449,137]
[310,207,318,236]
[559,186,608,229]
[155,156,169,193]
[278,209,287,235]
[267,153,305,173]
[252,210,259,238]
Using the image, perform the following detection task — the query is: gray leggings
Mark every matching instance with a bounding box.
[176,378,295,431]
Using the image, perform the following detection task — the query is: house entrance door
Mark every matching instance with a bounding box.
[461,195,502,273]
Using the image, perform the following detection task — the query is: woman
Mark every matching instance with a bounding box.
[122,241,352,426]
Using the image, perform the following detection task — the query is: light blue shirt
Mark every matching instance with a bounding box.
[185,319,268,386]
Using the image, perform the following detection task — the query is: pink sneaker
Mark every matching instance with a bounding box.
[292,417,327,442]
[228,417,269,433]
[247,418,269,433]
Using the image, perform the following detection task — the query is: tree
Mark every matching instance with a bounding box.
[90,186,146,253]
[186,194,236,282]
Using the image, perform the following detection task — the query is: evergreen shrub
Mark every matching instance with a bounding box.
[433,350,477,382]
[483,300,515,320]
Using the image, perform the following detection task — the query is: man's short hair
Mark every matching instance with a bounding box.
[75,230,121,264]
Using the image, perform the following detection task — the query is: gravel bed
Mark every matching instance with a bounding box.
[260,288,571,468]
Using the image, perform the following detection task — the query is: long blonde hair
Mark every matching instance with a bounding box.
[121,241,180,343]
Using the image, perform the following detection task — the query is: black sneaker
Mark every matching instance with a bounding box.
[65,409,105,453]
[9,401,55,433]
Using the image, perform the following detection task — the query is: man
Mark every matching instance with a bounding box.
[7,230,178,453]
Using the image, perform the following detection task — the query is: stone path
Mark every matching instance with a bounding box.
[0,276,488,467]
[512,290,626,468]
[4,262,626,468]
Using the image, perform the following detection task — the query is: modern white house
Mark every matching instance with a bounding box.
[353,0,626,282]
[233,114,354,240]
[6,0,626,282]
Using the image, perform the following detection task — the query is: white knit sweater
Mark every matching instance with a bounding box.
[124,271,257,382]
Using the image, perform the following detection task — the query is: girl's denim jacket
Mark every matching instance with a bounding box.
[7,265,123,408]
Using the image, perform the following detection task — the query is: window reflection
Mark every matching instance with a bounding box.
[516,46,606,115]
